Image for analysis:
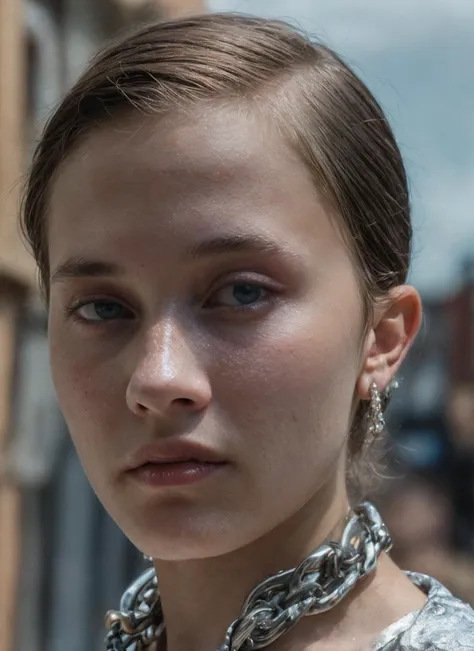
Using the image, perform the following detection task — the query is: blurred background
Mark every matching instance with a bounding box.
[0,1,473,650]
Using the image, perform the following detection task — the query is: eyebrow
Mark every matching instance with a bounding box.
[51,233,295,283]
[187,233,294,260]
[51,258,124,283]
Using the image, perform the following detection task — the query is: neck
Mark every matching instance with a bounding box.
[154,475,350,651]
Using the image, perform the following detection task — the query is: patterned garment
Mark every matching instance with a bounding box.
[372,572,474,650]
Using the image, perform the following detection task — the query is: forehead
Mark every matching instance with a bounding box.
[48,105,339,263]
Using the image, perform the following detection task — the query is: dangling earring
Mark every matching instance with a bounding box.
[366,382,385,438]
[365,379,399,442]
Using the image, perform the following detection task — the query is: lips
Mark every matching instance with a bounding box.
[125,441,227,488]
[126,440,227,471]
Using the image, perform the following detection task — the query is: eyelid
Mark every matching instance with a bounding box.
[203,276,282,312]
[208,270,283,294]
[64,295,137,320]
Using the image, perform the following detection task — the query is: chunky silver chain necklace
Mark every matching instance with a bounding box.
[105,502,391,651]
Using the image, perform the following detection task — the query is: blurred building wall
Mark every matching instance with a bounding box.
[0,3,204,651]
[0,1,32,650]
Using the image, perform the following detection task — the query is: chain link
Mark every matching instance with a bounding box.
[105,502,392,651]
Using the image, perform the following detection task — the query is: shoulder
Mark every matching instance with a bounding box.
[372,572,474,651]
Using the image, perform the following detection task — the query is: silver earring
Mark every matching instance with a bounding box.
[367,382,385,438]
[366,378,399,440]
[143,554,153,563]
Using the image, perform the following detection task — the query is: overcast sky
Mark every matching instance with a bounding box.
[208,0,474,298]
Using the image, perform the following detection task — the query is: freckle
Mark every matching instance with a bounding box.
[291,410,298,423]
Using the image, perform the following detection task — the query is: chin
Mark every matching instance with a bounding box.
[117,503,260,561]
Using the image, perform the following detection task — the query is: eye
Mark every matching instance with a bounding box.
[207,283,270,308]
[73,300,133,322]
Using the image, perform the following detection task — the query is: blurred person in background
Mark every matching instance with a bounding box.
[20,13,474,651]
[381,474,474,607]
[447,382,474,553]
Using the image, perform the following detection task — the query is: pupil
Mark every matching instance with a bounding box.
[95,302,122,319]
[233,284,260,305]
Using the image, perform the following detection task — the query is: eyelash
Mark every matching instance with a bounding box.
[64,281,278,327]
[63,299,134,325]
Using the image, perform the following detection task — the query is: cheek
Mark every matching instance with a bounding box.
[212,306,363,479]
[49,322,124,463]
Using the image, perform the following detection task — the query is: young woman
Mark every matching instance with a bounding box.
[21,13,474,651]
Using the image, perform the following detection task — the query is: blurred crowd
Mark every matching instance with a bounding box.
[379,379,474,605]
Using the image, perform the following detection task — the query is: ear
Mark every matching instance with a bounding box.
[356,285,422,400]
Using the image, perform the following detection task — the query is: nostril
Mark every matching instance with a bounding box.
[176,398,195,407]
[135,402,148,414]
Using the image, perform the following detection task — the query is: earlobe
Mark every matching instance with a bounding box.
[357,285,422,400]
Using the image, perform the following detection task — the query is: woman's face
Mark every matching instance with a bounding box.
[48,106,368,560]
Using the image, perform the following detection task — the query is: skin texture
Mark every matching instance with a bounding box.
[47,106,423,651]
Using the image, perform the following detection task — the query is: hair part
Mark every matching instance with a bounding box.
[21,13,412,494]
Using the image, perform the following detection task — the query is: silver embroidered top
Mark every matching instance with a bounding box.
[372,572,474,650]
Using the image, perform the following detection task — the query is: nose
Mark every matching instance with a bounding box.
[125,320,212,419]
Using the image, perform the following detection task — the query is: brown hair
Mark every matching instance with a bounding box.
[21,13,412,490]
